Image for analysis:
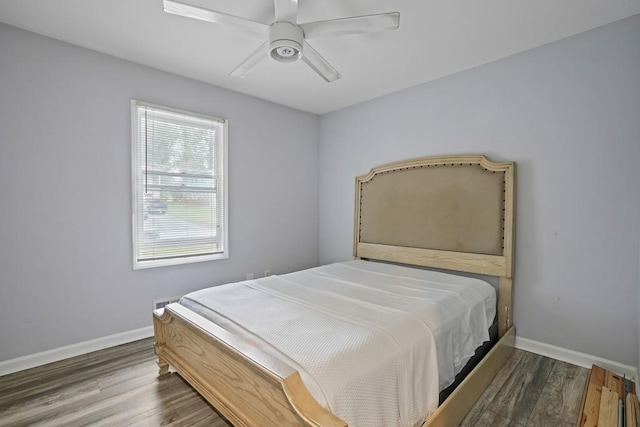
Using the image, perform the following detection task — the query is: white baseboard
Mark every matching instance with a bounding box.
[516,336,639,382]
[0,326,154,377]
[2,327,637,383]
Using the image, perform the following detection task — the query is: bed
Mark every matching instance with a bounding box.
[153,154,516,427]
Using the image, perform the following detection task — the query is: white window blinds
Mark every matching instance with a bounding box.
[131,101,228,269]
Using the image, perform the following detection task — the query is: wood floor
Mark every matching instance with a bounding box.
[0,338,588,426]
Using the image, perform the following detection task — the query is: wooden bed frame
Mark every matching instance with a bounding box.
[154,154,516,427]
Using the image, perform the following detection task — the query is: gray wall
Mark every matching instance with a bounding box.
[0,23,320,362]
[319,15,640,365]
[1,15,639,368]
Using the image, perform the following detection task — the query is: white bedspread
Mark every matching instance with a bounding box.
[180,260,495,427]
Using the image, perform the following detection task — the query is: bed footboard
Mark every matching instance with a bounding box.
[154,305,513,427]
[153,304,347,427]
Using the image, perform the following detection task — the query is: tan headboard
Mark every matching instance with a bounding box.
[354,155,515,278]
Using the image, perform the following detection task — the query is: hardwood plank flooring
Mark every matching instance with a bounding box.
[464,349,589,426]
[0,339,587,426]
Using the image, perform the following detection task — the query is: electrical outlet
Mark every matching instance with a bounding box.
[264,270,271,277]
[246,273,254,280]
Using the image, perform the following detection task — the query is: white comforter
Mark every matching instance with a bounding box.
[180,260,495,427]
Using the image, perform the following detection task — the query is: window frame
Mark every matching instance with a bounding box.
[131,100,229,269]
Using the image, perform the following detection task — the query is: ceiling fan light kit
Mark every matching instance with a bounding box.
[163,0,400,82]
[269,22,303,63]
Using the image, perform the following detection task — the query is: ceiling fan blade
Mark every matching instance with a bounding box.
[300,12,399,39]
[274,0,298,23]
[163,0,269,35]
[301,41,341,83]
[229,41,269,78]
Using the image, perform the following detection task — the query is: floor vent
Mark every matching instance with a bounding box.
[153,296,181,310]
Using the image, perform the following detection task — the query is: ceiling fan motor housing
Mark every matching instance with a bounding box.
[269,22,303,63]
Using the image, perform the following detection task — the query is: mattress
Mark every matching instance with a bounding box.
[180,260,496,427]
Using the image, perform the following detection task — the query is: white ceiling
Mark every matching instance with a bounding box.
[1,1,639,114]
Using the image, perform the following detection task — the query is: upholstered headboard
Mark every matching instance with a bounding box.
[354,155,516,334]
[354,155,515,276]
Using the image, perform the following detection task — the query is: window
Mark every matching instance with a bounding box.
[131,100,228,269]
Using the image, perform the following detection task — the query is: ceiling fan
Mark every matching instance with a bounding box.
[163,0,400,82]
